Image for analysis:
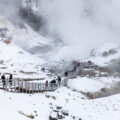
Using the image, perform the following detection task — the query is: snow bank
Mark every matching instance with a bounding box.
[68,77,105,93]
[90,43,120,66]
[0,86,120,120]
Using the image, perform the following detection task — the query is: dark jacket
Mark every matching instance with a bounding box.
[50,80,56,84]
[1,75,6,85]
[65,71,68,77]
[1,75,5,80]
[9,74,13,80]
[58,76,61,82]
[45,81,48,86]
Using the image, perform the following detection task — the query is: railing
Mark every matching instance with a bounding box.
[0,78,68,94]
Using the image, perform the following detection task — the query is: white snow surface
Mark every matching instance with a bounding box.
[0,87,120,120]
[0,41,48,79]
[90,43,120,66]
[68,76,120,94]
[0,15,52,80]
[68,77,105,93]
[0,3,120,120]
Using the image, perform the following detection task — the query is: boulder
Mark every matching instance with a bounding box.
[62,110,69,116]
[49,112,58,120]
[57,112,64,119]
[49,116,58,120]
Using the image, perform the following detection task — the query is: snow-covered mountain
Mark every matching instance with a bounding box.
[1,0,120,60]
[0,0,120,120]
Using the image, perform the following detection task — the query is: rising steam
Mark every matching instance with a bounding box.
[0,0,120,58]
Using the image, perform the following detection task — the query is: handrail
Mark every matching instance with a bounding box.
[0,78,68,93]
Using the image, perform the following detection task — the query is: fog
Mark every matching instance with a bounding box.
[0,0,120,58]
[39,0,120,49]
[0,0,21,24]
[38,0,120,58]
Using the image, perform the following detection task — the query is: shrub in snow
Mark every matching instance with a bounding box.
[50,105,70,119]
[57,112,64,119]
[45,95,56,100]
[56,106,62,110]
[62,110,69,116]
[27,115,34,119]
[71,115,82,120]
[51,96,56,100]
[3,40,11,44]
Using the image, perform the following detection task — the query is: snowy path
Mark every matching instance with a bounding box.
[0,78,68,93]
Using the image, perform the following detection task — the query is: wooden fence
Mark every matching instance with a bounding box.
[0,78,68,94]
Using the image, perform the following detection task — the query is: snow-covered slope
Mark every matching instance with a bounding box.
[1,87,120,120]
[0,42,45,78]
[0,15,51,79]
[0,15,57,59]
[90,43,120,66]
[0,1,120,120]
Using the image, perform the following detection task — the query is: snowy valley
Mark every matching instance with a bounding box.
[0,0,120,120]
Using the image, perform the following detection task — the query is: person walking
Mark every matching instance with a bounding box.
[1,75,6,88]
[58,76,61,86]
[50,79,56,87]
[9,74,13,85]
[45,80,48,88]
[65,71,68,77]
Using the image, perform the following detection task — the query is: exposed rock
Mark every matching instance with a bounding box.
[27,115,34,119]
[3,40,11,44]
[49,116,57,120]
[102,51,109,57]
[71,115,82,120]
[57,112,64,119]
[109,49,117,55]
[49,112,58,120]
[56,106,62,110]
[62,110,69,116]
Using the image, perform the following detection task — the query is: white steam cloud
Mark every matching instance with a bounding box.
[39,0,120,58]
[0,0,120,59]
[0,0,20,20]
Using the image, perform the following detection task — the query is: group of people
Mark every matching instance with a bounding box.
[64,61,80,77]
[41,67,62,87]
[1,74,13,88]
[45,76,61,87]
[64,60,94,77]
[42,60,94,88]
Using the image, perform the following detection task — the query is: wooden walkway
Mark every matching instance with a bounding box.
[0,78,68,94]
